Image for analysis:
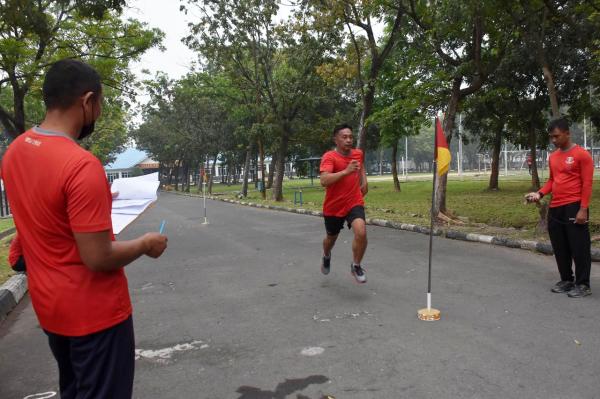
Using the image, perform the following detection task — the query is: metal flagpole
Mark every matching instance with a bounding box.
[418,118,441,321]
[426,159,437,310]
[202,171,209,225]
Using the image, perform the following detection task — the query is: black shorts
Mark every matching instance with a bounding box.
[44,316,135,399]
[324,205,366,236]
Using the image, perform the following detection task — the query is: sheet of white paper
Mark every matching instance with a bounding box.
[112,198,156,208]
[112,213,139,235]
[111,179,159,201]
[111,200,155,215]
[111,172,160,234]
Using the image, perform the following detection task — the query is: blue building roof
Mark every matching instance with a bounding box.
[105,148,149,171]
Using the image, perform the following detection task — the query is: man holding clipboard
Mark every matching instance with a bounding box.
[2,59,168,398]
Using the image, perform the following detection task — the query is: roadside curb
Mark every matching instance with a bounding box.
[167,190,600,262]
[0,227,16,240]
[0,273,27,322]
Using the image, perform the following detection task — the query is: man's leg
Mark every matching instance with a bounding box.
[323,233,338,257]
[322,216,343,275]
[565,204,592,290]
[350,217,367,265]
[347,206,367,283]
[548,206,575,285]
[45,331,77,399]
[70,316,135,399]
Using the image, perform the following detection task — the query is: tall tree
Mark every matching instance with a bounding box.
[307,0,405,150]
[184,0,338,201]
[402,0,514,217]
[0,0,162,139]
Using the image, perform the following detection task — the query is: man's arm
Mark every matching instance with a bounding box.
[74,231,167,273]
[66,157,167,272]
[320,159,360,187]
[538,158,553,197]
[575,150,594,224]
[525,158,553,202]
[360,163,368,195]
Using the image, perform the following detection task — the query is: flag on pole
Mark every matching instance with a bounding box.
[435,117,451,176]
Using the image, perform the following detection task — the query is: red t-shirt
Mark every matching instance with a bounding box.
[320,149,365,217]
[1,128,131,336]
[539,145,594,208]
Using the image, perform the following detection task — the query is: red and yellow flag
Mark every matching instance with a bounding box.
[435,117,451,176]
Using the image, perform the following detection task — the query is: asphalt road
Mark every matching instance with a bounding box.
[1,192,599,399]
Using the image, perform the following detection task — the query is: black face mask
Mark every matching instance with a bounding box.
[79,100,96,141]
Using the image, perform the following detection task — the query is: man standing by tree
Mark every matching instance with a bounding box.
[1,59,168,398]
[319,124,369,283]
[525,118,594,298]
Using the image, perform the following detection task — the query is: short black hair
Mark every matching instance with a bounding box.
[333,123,353,136]
[43,59,102,110]
[548,117,570,133]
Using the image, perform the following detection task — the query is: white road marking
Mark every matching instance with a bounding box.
[23,392,57,399]
[135,340,208,363]
[300,347,325,356]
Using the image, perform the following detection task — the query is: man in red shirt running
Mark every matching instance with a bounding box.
[319,124,368,283]
[2,59,168,398]
[526,118,594,298]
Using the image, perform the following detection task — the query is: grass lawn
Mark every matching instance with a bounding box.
[0,234,15,284]
[0,217,14,233]
[0,218,15,284]
[204,174,600,242]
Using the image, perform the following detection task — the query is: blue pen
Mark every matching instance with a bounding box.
[159,220,166,234]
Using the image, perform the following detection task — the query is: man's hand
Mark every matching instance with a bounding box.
[361,184,368,196]
[575,208,588,224]
[524,192,541,203]
[344,160,360,175]
[74,230,168,272]
[142,232,168,258]
[111,191,119,199]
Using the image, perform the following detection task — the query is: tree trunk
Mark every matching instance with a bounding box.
[267,153,276,189]
[174,161,180,191]
[529,127,541,190]
[433,78,461,216]
[272,129,290,201]
[391,140,401,192]
[258,138,266,199]
[233,165,240,185]
[356,82,375,151]
[167,164,173,186]
[489,127,502,190]
[541,63,560,118]
[9,81,27,138]
[527,127,548,233]
[208,155,217,194]
[253,155,258,184]
[241,146,252,197]
[535,10,560,119]
[183,162,190,192]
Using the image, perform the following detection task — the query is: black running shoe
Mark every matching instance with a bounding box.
[351,263,367,283]
[567,285,591,298]
[321,255,331,275]
[551,280,575,293]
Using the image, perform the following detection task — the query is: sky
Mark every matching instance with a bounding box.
[123,0,384,79]
[123,0,197,81]
[122,0,384,109]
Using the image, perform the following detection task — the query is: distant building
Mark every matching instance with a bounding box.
[104,148,158,183]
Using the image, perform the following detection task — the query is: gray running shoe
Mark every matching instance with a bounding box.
[351,263,367,284]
